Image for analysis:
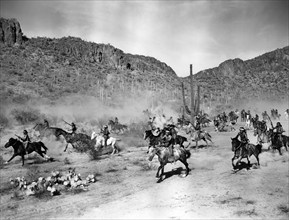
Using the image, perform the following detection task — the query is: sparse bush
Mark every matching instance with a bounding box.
[0,112,9,128]
[11,107,42,124]
[88,148,101,160]
[25,165,41,182]
[63,157,71,165]
[11,190,25,200]
[277,204,289,214]
[11,94,30,104]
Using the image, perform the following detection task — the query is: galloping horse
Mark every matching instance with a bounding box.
[4,138,51,166]
[91,131,119,155]
[147,145,191,179]
[187,126,213,148]
[144,129,188,148]
[108,120,128,133]
[245,114,252,129]
[56,128,93,152]
[270,132,288,155]
[253,128,272,144]
[231,137,262,169]
[143,129,164,147]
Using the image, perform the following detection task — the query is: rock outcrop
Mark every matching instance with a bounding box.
[0,17,23,45]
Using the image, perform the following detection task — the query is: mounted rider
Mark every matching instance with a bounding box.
[193,120,203,139]
[16,130,31,153]
[272,122,285,146]
[164,124,177,144]
[260,120,267,132]
[162,129,175,160]
[101,125,110,147]
[44,119,49,128]
[262,111,268,121]
[255,114,259,122]
[70,122,77,136]
[234,127,249,154]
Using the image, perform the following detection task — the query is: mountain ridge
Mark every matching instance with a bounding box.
[0,17,288,111]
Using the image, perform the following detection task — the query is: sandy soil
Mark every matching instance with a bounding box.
[0,120,288,220]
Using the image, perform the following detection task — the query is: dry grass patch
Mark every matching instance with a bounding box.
[277,204,289,215]
[234,208,258,217]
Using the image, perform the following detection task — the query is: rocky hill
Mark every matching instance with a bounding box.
[0,18,181,108]
[0,17,288,111]
[182,46,289,108]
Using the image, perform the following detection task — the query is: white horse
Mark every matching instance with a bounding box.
[91,131,119,155]
[285,110,289,120]
[245,115,252,129]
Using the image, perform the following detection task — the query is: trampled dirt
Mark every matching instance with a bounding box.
[0,119,288,220]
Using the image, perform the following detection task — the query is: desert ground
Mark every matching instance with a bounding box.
[0,116,288,220]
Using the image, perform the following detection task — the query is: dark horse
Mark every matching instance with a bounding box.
[270,132,288,155]
[108,120,128,133]
[144,129,188,148]
[4,138,50,166]
[148,145,191,180]
[231,137,262,169]
[56,128,93,152]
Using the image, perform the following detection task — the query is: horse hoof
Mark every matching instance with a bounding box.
[4,161,8,164]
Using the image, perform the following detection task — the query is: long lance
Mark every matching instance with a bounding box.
[62,119,72,126]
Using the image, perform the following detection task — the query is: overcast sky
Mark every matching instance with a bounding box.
[1,0,288,77]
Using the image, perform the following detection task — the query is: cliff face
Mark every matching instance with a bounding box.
[0,18,23,45]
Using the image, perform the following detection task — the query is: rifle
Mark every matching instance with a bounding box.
[15,134,21,139]
[62,119,72,126]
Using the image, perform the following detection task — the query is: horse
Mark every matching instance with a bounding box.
[253,127,272,145]
[270,132,288,155]
[91,132,119,155]
[231,137,262,169]
[144,129,188,149]
[245,114,252,129]
[285,109,289,120]
[147,145,191,179]
[187,127,213,148]
[56,128,93,152]
[4,138,51,166]
[108,120,128,133]
[143,129,164,147]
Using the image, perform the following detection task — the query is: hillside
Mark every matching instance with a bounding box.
[0,17,288,112]
[0,18,181,108]
[182,46,289,108]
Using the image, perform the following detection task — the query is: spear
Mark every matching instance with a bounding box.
[62,119,72,126]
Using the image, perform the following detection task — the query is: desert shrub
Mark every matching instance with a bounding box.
[25,165,41,182]
[277,204,289,214]
[0,155,5,169]
[88,148,101,160]
[11,94,31,104]
[0,112,9,128]
[63,157,71,165]
[11,107,42,125]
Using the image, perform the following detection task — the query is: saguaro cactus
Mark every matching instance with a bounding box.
[181,64,201,124]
